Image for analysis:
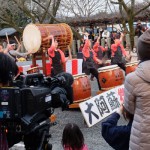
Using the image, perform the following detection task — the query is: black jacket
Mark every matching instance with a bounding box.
[101,112,132,150]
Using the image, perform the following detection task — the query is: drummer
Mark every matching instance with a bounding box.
[82,36,102,90]
[111,33,130,71]
[47,35,72,77]
[93,35,108,68]
[47,35,74,104]
[5,40,30,62]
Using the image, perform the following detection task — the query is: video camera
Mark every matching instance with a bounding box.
[0,72,73,149]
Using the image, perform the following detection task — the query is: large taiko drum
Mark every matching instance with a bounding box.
[23,23,73,53]
[98,65,124,90]
[125,61,139,75]
[72,73,91,102]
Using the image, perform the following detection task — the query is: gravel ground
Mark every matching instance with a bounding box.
[49,78,126,150]
[12,61,127,150]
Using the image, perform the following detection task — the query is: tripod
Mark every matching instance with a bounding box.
[24,122,52,150]
[22,108,53,150]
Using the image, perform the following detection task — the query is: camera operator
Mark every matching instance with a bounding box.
[0,52,22,148]
[0,52,18,87]
[135,20,146,37]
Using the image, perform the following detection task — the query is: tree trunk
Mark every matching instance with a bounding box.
[128,19,135,52]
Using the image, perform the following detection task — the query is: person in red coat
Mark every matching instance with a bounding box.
[93,35,108,68]
[82,38,102,90]
[111,33,130,71]
[47,35,72,77]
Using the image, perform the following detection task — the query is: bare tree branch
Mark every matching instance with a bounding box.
[134,2,150,16]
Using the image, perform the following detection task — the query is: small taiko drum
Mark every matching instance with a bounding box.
[125,61,139,75]
[23,23,73,53]
[72,73,91,102]
[27,66,40,74]
[98,65,124,90]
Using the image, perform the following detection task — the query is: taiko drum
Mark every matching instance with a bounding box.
[98,65,124,90]
[27,66,40,74]
[125,61,139,75]
[23,23,73,53]
[72,73,91,102]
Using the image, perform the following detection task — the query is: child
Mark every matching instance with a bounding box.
[62,123,88,150]
[101,104,133,150]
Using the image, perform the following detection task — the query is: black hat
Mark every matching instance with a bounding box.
[9,40,16,45]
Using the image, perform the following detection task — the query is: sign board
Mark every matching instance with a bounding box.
[79,85,124,127]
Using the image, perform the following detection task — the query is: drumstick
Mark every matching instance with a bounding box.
[6,32,9,44]
[14,36,21,45]
[102,55,108,64]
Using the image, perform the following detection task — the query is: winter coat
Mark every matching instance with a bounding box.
[124,60,150,150]
[101,112,132,150]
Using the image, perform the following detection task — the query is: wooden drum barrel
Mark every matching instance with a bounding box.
[98,65,124,90]
[23,23,73,53]
[125,61,139,75]
[72,73,91,102]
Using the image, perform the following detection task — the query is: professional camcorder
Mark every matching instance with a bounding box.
[0,72,74,150]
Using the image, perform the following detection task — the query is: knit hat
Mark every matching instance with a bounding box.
[9,40,16,45]
[137,29,150,61]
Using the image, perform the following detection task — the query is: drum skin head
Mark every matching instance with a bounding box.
[126,61,139,66]
[23,24,41,53]
[98,65,118,71]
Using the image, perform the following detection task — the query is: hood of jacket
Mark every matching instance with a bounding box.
[135,60,150,82]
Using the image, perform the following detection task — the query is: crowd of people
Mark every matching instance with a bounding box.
[80,30,131,90]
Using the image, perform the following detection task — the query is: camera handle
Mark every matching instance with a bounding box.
[38,130,52,150]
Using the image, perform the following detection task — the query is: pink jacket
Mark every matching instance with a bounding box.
[64,144,88,150]
[93,42,106,53]
[82,40,97,62]
[111,39,127,57]
[48,45,66,65]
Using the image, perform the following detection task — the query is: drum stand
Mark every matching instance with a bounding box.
[32,48,50,76]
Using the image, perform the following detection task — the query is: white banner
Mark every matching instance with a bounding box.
[79,85,124,127]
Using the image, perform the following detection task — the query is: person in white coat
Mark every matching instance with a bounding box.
[124,29,150,150]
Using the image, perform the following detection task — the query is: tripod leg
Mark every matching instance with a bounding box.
[45,143,52,150]
[37,131,46,150]
[37,130,52,150]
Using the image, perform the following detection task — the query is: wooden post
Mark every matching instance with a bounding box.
[101,38,105,47]
[42,49,47,75]
[72,40,77,57]
[107,38,111,49]
[134,36,138,48]
[31,48,48,76]
[32,53,36,66]
[77,40,81,52]
[126,34,131,50]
